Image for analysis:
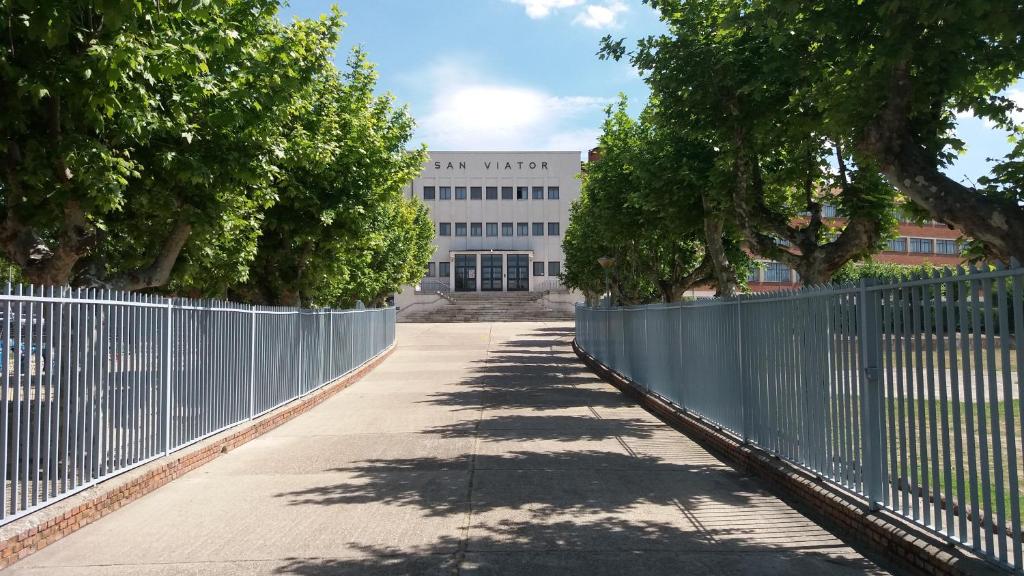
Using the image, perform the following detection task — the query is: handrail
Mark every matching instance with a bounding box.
[415,278,456,303]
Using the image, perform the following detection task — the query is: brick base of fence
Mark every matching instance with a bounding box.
[0,344,395,569]
[572,339,1006,576]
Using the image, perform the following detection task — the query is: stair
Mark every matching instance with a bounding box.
[399,292,575,323]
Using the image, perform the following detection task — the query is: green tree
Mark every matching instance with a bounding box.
[602,0,899,286]
[239,50,430,307]
[0,1,339,288]
[611,0,1024,263]
[564,97,727,303]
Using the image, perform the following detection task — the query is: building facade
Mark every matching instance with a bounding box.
[395,151,583,315]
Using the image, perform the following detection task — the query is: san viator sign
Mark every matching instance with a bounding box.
[432,160,550,171]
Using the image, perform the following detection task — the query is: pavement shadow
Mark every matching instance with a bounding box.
[424,415,660,442]
[272,325,890,576]
[275,449,744,514]
[272,518,885,575]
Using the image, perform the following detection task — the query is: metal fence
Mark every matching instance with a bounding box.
[1,285,396,525]
[576,264,1024,571]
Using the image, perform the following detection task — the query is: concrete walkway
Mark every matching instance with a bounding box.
[8,323,891,575]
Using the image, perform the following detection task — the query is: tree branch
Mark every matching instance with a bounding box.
[858,61,1024,261]
[109,219,192,290]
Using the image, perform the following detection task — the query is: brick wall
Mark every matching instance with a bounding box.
[0,345,395,569]
[573,340,1008,576]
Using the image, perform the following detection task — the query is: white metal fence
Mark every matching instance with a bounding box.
[576,264,1024,571]
[1,285,396,525]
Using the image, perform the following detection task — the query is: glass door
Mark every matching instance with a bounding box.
[481,254,503,291]
[507,254,529,291]
[454,254,477,292]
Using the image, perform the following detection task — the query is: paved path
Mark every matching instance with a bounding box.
[8,323,891,575]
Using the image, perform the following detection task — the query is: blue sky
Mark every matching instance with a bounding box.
[280,0,1019,183]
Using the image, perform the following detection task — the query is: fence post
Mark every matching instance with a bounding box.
[296,309,303,393]
[163,299,173,455]
[736,296,749,443]
[858,279,885,510]
[249,306,256,420]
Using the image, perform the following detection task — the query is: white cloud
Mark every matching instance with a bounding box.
[954,88,1024,128]
[545,128,603,152]
[414,59,611,153]
[573,1,629,29]
[1007,89,1024,125]
[506,0,584,19]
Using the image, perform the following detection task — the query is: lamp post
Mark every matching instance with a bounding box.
[597,256,615,308]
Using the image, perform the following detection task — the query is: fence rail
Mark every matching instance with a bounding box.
[1,285,396,525]
[576,264,1024,572]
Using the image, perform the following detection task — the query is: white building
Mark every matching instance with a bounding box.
[395,151,583,318]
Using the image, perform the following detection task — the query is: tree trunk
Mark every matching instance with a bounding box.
[0,199,94,285]
[702,207,738,297]
[863,131,1024,261]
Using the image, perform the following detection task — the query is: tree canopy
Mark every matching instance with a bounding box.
[0,1,432,307]
[602,0,1024,270]
[563,96,750,303]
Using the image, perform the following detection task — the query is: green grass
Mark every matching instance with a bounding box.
[882,399,1023,534]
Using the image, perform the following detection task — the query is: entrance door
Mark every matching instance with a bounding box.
[481,254,503,291]
[507,254,529,291]
[454,254,477,292]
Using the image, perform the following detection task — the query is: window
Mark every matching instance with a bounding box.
[516,186,529,200]
[935,239,957,255]
[532,222,544,236]
[425,262,436,278]
[486,186,498,200]
[909,238,934,253]
[455,223,467,237]
[886,237,907,252]
[423,186,436,200]
[486,222,498,237]
[439,186,451,200]
[547,261,560,276]
[470,186,482,200]
[501,186,513,200]
[470,222,482,237]
[517,223,529,236]
[501,222,514,236]
[455,186,467,200]
[439,262,450,278]
[439,223,451,236]
[547,222,560,236]
[548,186,559,200]
[533,262,545,276]
[764,262,792,283]
[532,186,544,200]
[821,204,838,218]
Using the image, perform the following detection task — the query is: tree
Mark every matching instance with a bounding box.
[795,0,1024,261]
[616,0,1024,262]
[0,1,340,288]
[602,0,900,286]
[563,97,728,303]
[238,50,430,307]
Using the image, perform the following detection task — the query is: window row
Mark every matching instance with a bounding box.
[885,237,961,255]
[800,205,944,227]
[747,262,798,284]
[424,261,561,278]
[422,186,560,201]
[438,222,560,237]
